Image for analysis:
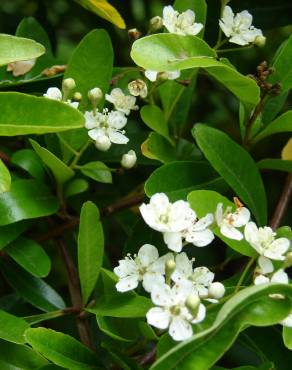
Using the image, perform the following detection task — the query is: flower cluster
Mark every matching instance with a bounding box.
[43,78,79,109]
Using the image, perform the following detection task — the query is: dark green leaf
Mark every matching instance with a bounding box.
[64,178,89,198]
[257,159,292,173]
[0,222,29,250]
[11,149,46,181]
[283,326,292,350]
[140,105,172,143]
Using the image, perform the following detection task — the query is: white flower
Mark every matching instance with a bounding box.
[245,222,290,261]
[183,213,215,247]
[146,281,206,341]
[144,70,181,82]
[128,80,148,98]
[7,58,36,77]
[162,5,203,36]
[254,268,289,286]
[43,87,79,109]
[171,253,215,298]
[140,193,195,252]
[219,6,263,46]
[114,244,173,293]
[84,109,129,149]
[215,203,250,240]
[105,88,138,115]
[121,150,137,169]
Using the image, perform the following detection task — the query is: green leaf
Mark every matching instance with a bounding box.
[79,161,112,183]
[150,284,292,370]
[0,310,29,344]
[0,34,45,66]
[74,0,126,29]
[140,105,172,143]
[0,159,11,193]
[283,326,292,350]
[11,149,46,181]
[145,161,227,201]
[142,132,176,163]
[5,237,51,277]
[0,339,48,369]
[193,124,267,225]
[96,316,137,342]
[0,92,84,136]
[253,111,292,144]
[78,201,104,304]
[188,190,256,257]
[88,294,153,318]
[25,328,100,370]
[30,139,74,185]
[131,34,259,108]
[0,222,29,250]
[0,179,58,226]
[257,159,292,173]
[64,178,89,198]
[64,29,113,112]
[0,260,65,312]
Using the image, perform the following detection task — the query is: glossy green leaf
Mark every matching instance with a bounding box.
[96,316,137,342]
[11,149,46,181]
[30,139,74,185]
[0,222,29,250]
[150,284,292,370]
[5,237,51,277]
[140,105,172,143]
[188,190,257,257]
[25,328,99,370]
[0,260,65,312]
[283,326,292,350]
[131,34,259,108]
[64,29,113,112]
[142,132,176,163]
[193,124,267,225]
[145,161,227,201]
[257,159,292,173]
[0,34,45,66]
[78,201,104,304]
[0,310,29,344]
[0,159,11,193]
[253,111,292,144]
[64,178,89,198]
[79,161,112,183]
[0,179,58,226]
[0,92,84,136]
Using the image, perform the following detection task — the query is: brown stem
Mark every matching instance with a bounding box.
[137,346,156,366]
[269,173,292,230]
[0,151,10,165]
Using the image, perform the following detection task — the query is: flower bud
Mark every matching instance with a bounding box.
[254,35,266,48]
[128,28,142,40]
[121,150,137,169]
[128,79,148,98]
[73,92,82,102]
[88,87,103,105]
[62,78,76,92]
[149,16,163,32]
[165,259,176,285]
[208,282,225,299]
[95,136,111,152]
[185,294,200,317]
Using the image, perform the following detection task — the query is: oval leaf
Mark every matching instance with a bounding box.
[0,310,29,344]
[140,105,172,143]
[11,149,46,181]
[80,161,112,184]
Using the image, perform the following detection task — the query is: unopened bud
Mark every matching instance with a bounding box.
[88,87,103,106]
[128,79,148,98]
[208,282,225,299]
[185,294,200,317]
[121,150,137,169]
[73,92,82,101]
[62,78,76,92]
[128,28,142,40]
[254,35,266,48]
[95,136,111,152]
[149,16,163,32]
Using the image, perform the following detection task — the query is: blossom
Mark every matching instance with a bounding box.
[254,268,289,286]
[183,213,215,247]
[43,87,79,109]
[245,222,290,260]
[215,203,250,240]
[146,281,206,341]
[105,88,138,115]
[128,79,148,98]
[162,5,203,36]
[219,6,263,46]
[84,109,128,150]
[144,70,181,82]
[121,150,137,169]
[114,244,173,293]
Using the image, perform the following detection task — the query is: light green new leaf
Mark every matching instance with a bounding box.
[283,326,292,350]
[193,124,267,225]
[30,139,74,185]
[0,92,84,136]
[145,161,226,201]
[0,179,58,226]
[188,190,256,257]
[80,161,112,183]
[25,328,100,370]
[0,159,11,193]
[150,284,292,370]
[78,201,104,304]
[5,237,51,277]
[0,34,45,66]
[253,111,292,144]
[141,105,172,143]
[0,310,29,344]
[131,34,260,108]
[257,159,292,173]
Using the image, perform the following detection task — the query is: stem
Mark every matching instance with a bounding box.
[214,38,228,51]
[269,173,292,230]
[57,134,79,156]
[217,45,254,53]
[234,257,256,293]
[69,140,92,169]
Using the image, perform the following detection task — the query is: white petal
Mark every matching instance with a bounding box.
[144,70,158,82]
[169,316,193,341]
[113,259,137,278]
[138,244,159,267]
[84,111,97,129]
[254,274,269,285]
[167,70,180,80]
[44,87,62,100]
[220,224,243,240]
[88,128,104,140]
[151,252,174,274]
[143,273,164,293]
[146,307,170,329]
[151,283,172,306]
[186,229,214,247]
[108,111,127,129]
[265,238,290,261]
[175,252,193,277]
[215,203,223,226]
[232,207,250,227]
[171,280,194,305]
[193,214,214,231]
[191,303,206,324]
[271,269,289,284]
[258,256,274,274]
[163,232,183,252]
[108,129,129,144]
[115,275,139,292]
[192,266,214,286]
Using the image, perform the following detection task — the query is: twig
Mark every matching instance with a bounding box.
[0,151,10,164]
[269,173,292,230]
[137,346,156,366]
